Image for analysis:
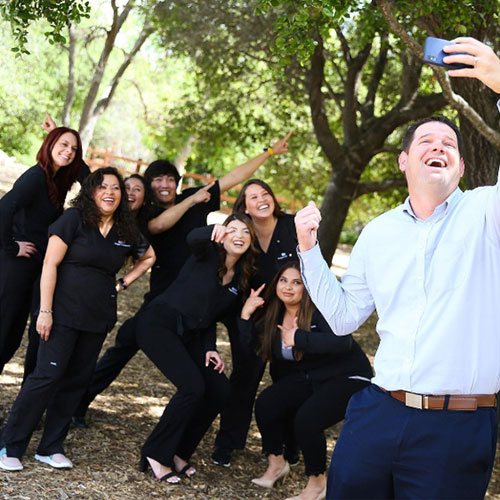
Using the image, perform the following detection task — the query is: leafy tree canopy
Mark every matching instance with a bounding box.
[0,0,90,54]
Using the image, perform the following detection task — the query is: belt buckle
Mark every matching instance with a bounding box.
[405,392,423,409]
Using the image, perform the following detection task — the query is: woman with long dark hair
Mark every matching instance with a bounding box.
[21,172,153,383]
[0,167,155,472]
[0,127,87,374]
[240,261,372,500]
[213,178,299,467]
[135,213,258,484]
[124,173,153,234]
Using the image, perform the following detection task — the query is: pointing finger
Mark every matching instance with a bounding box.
[203,180,216,191]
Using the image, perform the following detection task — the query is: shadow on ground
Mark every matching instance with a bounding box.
[1,266,499,499]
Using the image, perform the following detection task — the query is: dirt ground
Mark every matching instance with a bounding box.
[1,159,499,499]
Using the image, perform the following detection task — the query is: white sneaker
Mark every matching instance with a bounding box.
[35,453,73,469]
[0,448,23,471]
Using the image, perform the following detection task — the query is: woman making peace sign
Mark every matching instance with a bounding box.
[240,261,372,500]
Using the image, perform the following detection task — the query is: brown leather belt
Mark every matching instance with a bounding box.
[383,389,497,411]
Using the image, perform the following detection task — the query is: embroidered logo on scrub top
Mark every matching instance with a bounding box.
[277,252,292,261]
[114,240,131,248]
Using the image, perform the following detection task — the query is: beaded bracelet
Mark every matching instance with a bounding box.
[40,309,53,314]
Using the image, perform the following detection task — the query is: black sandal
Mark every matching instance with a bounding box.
[177,463,196,478]
[139,456,181,484]
[159,471,182,484]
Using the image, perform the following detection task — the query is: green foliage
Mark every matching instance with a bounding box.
[4,0,495,247]
[0,0,91,54]
[148,0,332,205]
[0,21,69,158]
[0,3,162,162]
[388,0,498,41]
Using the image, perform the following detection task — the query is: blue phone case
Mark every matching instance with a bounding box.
[423,37,472,70]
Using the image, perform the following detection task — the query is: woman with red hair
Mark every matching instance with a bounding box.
[0,127,87,374]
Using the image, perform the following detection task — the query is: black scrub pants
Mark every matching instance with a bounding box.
[214,316,265,451]
[71,295,156,418]
[0,251,41,374]
[255,372,369,476]
[73,314,140,418]
[22,280,42,382]
[136,303,230,466]
[1,323,106,458]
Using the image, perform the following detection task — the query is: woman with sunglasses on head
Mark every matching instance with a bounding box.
[0,167,154,472]
[135,213,258,485]
[240,261,372,500]
[0,127,89,375]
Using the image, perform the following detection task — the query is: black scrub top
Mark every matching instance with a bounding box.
[253,213,298,287]
[147,181,221,299]
[149,225,244,349]
[49,208,148,333]
[0,162,90,261]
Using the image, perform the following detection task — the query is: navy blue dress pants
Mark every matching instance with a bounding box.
[327,385,497,500]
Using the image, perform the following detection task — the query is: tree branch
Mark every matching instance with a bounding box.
[376,0,500,149]
[361,32,389,121]
[93,24,154,117]
[335,28,351,63]
[323,80,344,110]
[372,145,401,156]
[307,34,344,165]
[355,177,407,197]
[78,0,135,131]
[432,69,500,149]
[340,31,372,144]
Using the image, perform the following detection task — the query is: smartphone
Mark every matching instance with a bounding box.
[423,37,472,69]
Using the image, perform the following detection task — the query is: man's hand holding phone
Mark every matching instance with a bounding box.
[423,36,500,93]
[443,37,500,93]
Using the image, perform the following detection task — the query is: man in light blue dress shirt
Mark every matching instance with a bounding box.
[295,39,500,500]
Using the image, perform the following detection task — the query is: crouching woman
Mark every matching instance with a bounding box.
[241,261,372,499]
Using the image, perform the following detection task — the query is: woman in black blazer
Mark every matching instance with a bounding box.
[240,261,372,500]
[135,213,258,484]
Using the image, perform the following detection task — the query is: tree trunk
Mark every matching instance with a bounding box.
[319,165,362,262]
[79,115,100,154]
[61,24,76,127]
[78,22,153,151]
[452,78,500,188]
